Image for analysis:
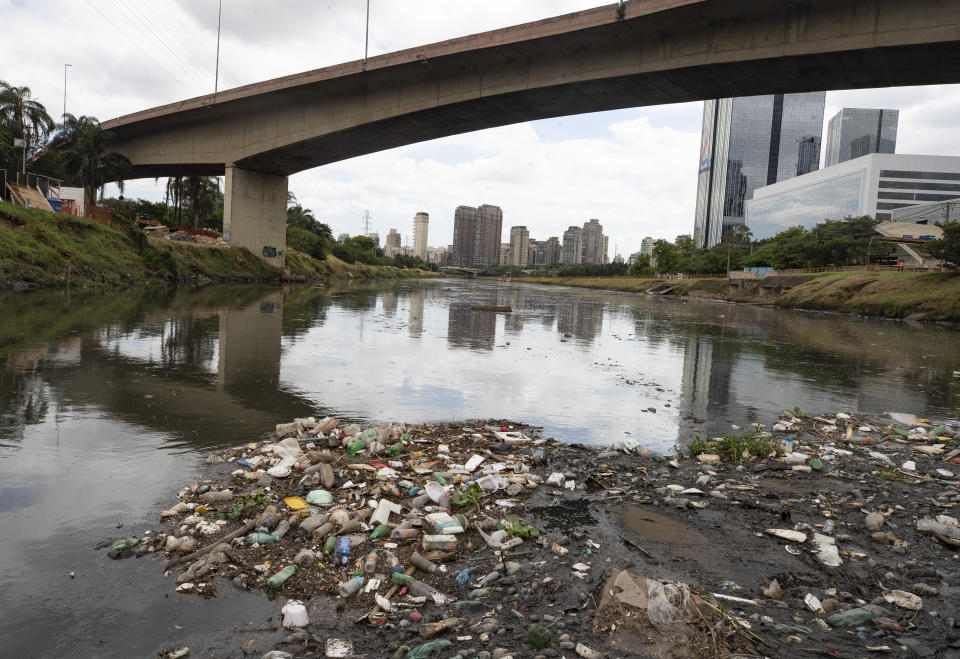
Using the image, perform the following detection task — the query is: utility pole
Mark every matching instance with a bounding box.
[214,0,222,99]
[63,64,72,120]
[364,0,370,62]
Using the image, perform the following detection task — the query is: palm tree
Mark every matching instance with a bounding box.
[52,114,132,207]
[0,80,54,169]
[183,176,221,227]
[165,176,184,224]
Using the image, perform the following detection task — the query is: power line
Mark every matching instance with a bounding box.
[106,0,209,88]
[140,0,231,86]
[157,0,243,87]
[83,0,193,95]
[109,0,212,89]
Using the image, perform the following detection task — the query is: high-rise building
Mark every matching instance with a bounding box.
[745,153,960,238]
[602,235,609,264]
[337,232,350,243]
[825,108,899,168]
[509,226,530,266]
[694,92,826,248]
[640,236,654,256]
[580,219,606,264]
[561,226,582,264]
[452,205,477,267]
[499,243,510,265]
[367,231,380,247]
[528,239,542,266]
[413,212,429,260]
[544,237,561,264]
[385,228,401,257]
[473,204,503,266]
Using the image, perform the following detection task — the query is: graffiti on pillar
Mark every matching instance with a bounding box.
[263,245,278,258]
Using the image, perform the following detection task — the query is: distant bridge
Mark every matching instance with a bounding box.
[440,267,481,278]
[102,0,960,265]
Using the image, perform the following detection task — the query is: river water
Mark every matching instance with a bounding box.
[1,279,958,656]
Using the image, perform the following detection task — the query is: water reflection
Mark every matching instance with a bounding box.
[0,281,958,458]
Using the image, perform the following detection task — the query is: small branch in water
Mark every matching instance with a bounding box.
[620,535,658,562]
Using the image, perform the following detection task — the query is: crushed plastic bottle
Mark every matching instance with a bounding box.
[267,564,297,588]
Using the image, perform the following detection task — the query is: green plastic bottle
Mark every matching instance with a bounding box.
[246,532,278,545]
[324,535,338,555]
[370,524,390,539]
[391,572,414,586]
[267,564,297,588]
[432,474,447,485]
[347,439,367,454]
[388,443,403,457]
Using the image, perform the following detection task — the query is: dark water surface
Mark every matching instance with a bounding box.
[1,279,958,656]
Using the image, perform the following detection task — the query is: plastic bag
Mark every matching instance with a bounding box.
[647,578,695,625]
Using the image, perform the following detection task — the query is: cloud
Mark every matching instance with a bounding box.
[4,1,960,255]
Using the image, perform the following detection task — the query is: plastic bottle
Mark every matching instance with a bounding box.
[273,519,291,540]
[201,489,233,502]
[419,618,461,639]
[390,528,418,540]
[267,564,297,588]
[324,535,338,555]
[409,551,438,573]
[247,532,278,545]
[389,443,403,457]
[363,550,378,574]
[347,439,367,455]
[335,536,351,566]
[391,572,414,587]
[370,524,390,539]
[338,575,364,597]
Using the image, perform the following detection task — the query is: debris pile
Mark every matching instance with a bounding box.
[113,408,960,658]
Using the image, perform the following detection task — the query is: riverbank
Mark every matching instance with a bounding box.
[0,202,437,289]
[107,409,959,658]
[516,271,960,322]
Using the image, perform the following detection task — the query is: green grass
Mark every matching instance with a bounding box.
[0,202,438,288]
[776,271,960,321]
[688,431,781,462]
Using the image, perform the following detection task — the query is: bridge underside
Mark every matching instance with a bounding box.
[102,0,960,264]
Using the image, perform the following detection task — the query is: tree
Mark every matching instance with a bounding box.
[287,204,332,240]
[629,254,653,275]
[52,114,132,207]
[928,221,960,269]
[0,80,54,169]
[182,176,221,227]
[651,239,680,273]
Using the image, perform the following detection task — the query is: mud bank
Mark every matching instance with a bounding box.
[104,409,960,658]
[516,272,960,322]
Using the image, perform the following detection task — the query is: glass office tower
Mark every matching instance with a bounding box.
[824,108,898,167]
[693,92,826,248]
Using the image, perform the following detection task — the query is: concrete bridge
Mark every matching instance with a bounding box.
[102,0,960,265]
[440,266,481,278]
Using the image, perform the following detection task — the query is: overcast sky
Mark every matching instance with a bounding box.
[4,0,960,256]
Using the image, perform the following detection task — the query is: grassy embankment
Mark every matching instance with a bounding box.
[516,272,960,321]
[0,202,436,288]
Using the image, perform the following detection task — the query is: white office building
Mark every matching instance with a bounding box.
[745,153,960,240]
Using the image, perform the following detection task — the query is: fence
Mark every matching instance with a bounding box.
[730,264,944,279]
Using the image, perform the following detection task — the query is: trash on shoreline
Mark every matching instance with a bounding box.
[120,406,960,658]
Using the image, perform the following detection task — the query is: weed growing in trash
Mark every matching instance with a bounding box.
[876,467,908,481]
[784,406,808,418]
[688,431,781,462]
[449,483,483,509]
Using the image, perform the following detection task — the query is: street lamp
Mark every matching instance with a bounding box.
[63,63,72,120]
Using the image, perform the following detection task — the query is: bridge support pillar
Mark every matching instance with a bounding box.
[224,166,288,266]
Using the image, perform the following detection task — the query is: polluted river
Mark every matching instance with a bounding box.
[0,279,958,658]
